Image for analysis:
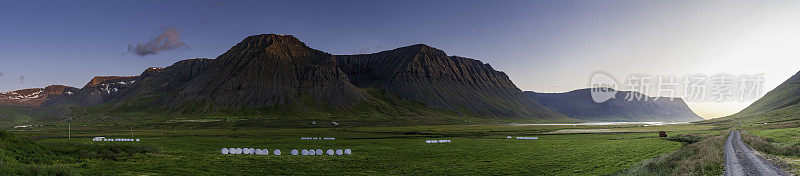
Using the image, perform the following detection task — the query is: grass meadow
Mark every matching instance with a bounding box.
[0,122,719,175]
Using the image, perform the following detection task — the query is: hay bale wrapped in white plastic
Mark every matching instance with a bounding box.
[336,149,343,155]
[291,149,299,155]
[301,149,309,155]
[274,149,281,155]
[221,148,229,154]
[308,149,316,155]
[136,139,140,142]
[235,148,243,154]
[326,149,334,155]
[255,149,262,155]
[344,149,351,155]
[315,149,323,155]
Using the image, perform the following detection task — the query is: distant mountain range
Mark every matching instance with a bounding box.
[526,89,704,122]
[0,34,575,124]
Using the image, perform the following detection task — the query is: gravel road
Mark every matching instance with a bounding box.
[724,131,787,176]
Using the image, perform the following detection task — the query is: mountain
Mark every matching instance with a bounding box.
[0,85,79,107]
[174,34,366,110]
[709,70,800,123]
[73,76,140,106]
[527,88,704,122]
[0,34,573,123]
[336,44,563,118]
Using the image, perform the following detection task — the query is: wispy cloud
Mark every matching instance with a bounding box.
[128,26,189,56]
[18,75,25,84]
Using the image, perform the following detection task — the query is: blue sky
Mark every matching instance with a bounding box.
[3,0,800,118]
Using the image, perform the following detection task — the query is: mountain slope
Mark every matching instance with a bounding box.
[336,44,565,119]
[174,34,366,110]
[709,70,800,123]
[527,88,703,122]
[0,85,79,107]
[0,34,575,123]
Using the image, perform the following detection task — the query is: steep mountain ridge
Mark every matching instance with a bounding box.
[71,76,140,106]
[139,58,215,92]
[337,44,564,119]
[175,34,366,109]
[0,34,573,122]
[527,88,703,122]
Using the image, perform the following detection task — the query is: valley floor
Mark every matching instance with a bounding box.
[1,122,717,175]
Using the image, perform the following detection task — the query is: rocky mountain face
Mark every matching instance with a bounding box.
[336,44,564,119]
[73,76,140,106]
[139,58,215,93]
[527,88,704,122]
[0,34,572,121]
[0,85,79,107]
[175,34,365,109]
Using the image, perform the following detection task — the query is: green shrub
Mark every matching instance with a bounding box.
[666,133,706,144]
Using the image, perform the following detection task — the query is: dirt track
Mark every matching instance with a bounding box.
[724,131,787,176]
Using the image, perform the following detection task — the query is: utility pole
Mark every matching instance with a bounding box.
[68,124,71,140]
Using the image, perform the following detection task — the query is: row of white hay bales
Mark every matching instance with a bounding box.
[425,140,451,143]
[92,137,140,142]
[300,137,335,140]
[511,136,538,140]
[221,148,351,155]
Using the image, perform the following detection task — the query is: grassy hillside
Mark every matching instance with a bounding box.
[703,71,800,125]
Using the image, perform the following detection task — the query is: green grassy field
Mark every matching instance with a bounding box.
[0,123,715,175]
[739,123,800,175]
[749,127,800,147]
